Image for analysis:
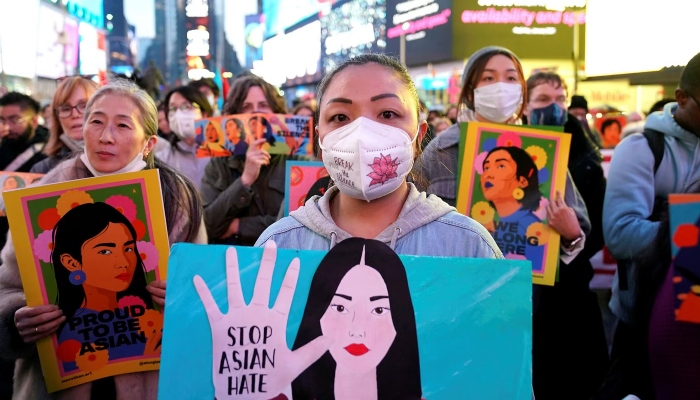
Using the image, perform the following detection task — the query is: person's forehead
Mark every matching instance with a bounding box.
[531,81,565,97]
[0,104,23,116]
[326,64,408,100]
[336,265,388,297]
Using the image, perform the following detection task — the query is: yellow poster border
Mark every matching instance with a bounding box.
[4,169,169,392]
[456,122,571,286]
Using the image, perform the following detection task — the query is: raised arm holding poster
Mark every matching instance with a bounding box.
[159,240,532,399]
[195,114,314,158]
[3,170,170,392]
[456,122,571,286]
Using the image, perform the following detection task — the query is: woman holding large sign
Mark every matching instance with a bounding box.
[0,79,206,399]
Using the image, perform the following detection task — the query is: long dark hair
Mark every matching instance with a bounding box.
[483,146,541,212]
[52,202,153,333]
[291,238,422,399]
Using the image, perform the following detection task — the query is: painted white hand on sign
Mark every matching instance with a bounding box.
[193,241,331,399]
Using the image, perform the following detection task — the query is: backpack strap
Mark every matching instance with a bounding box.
[642,128,665,175]
[4,142,43,172]
[618,129,665,292]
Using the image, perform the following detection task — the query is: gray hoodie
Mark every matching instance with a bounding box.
[255,183,503,259]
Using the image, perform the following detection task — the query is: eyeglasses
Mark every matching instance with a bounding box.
[56,103,87,118]
[0,115,29,126]
[168,103,200,115]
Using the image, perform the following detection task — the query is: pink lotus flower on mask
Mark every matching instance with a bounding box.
[367,153,400,187]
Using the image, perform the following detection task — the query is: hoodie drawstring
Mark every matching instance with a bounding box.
[389,227,401,250]
[330,231,337,249]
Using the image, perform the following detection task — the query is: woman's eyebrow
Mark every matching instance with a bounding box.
[370,295,389,301]
[93,242,116,248]
[124,240,136,246]
[370,93,399,102]
[334,293,352,300]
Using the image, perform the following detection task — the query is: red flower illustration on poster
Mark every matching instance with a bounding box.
[368,154,400,186]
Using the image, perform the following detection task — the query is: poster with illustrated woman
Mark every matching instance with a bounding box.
[456,122,571,286]
[0,171,44,216]
[194,114,314,158]
[3,170,170,392]
[159,239,533,399]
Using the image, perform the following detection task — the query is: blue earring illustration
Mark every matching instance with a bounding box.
[69,270,86,285]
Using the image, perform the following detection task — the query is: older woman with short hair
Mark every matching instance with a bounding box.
[0,79,206,400]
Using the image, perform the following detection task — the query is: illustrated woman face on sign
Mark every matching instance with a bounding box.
[205,121,220,144]
[292,238,421,399]
[481,146,541,216]
[225,117,244,145]
[52,202,153,323]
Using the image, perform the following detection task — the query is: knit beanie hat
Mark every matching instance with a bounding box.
[569,95,588,112]
[461,46,521,110]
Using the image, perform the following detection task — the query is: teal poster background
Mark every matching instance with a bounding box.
[159,243,532,399]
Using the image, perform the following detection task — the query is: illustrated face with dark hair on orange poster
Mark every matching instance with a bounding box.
[595,116,626,149]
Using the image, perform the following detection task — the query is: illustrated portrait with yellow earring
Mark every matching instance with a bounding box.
[472,137,549,269]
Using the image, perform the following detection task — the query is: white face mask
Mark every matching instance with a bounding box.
[80,143,148,177]
[169,109,198,139]
[319,117,417,202]
[474,82,523,123]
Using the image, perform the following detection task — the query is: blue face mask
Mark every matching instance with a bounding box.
[530,103,568,126]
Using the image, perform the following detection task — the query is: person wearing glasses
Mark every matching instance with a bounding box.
[30,77,100,174]
[154,86,213,190]
[0,92,48,173]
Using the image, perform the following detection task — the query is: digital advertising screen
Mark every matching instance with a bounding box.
[0,0,39,78]
[36,4,80,79]
[263,0,333,37]
[262,20,323,88]
[385,0,453,66]
[78,22,106,76]
[452,0,586,60]
[321,0,387,73]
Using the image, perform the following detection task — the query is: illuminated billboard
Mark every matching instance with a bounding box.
[452,0,585,60]
[321,0,387,73]
[260,20,322,87]
[36,4,80,79]
[386,0,453,66]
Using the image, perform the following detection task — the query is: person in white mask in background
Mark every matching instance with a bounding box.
[255,54,501,259]
[189,78,221,117]
[0,79,206,399]
[155,86,213,190]
[414,47,594,399]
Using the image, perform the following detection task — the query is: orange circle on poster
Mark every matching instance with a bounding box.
[317,168,329,180]
[133,219,147,241]
[38,207,61,231]
[290,166,303,186]
[298,194,307,207]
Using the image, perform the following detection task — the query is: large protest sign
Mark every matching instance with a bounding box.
[160,240,532,399]
[456,122,571,286]
[4,170,170,392]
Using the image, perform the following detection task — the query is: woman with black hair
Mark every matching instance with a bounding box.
[480,146,544,267]
[53,202,159,371]
[292,238,421,399]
